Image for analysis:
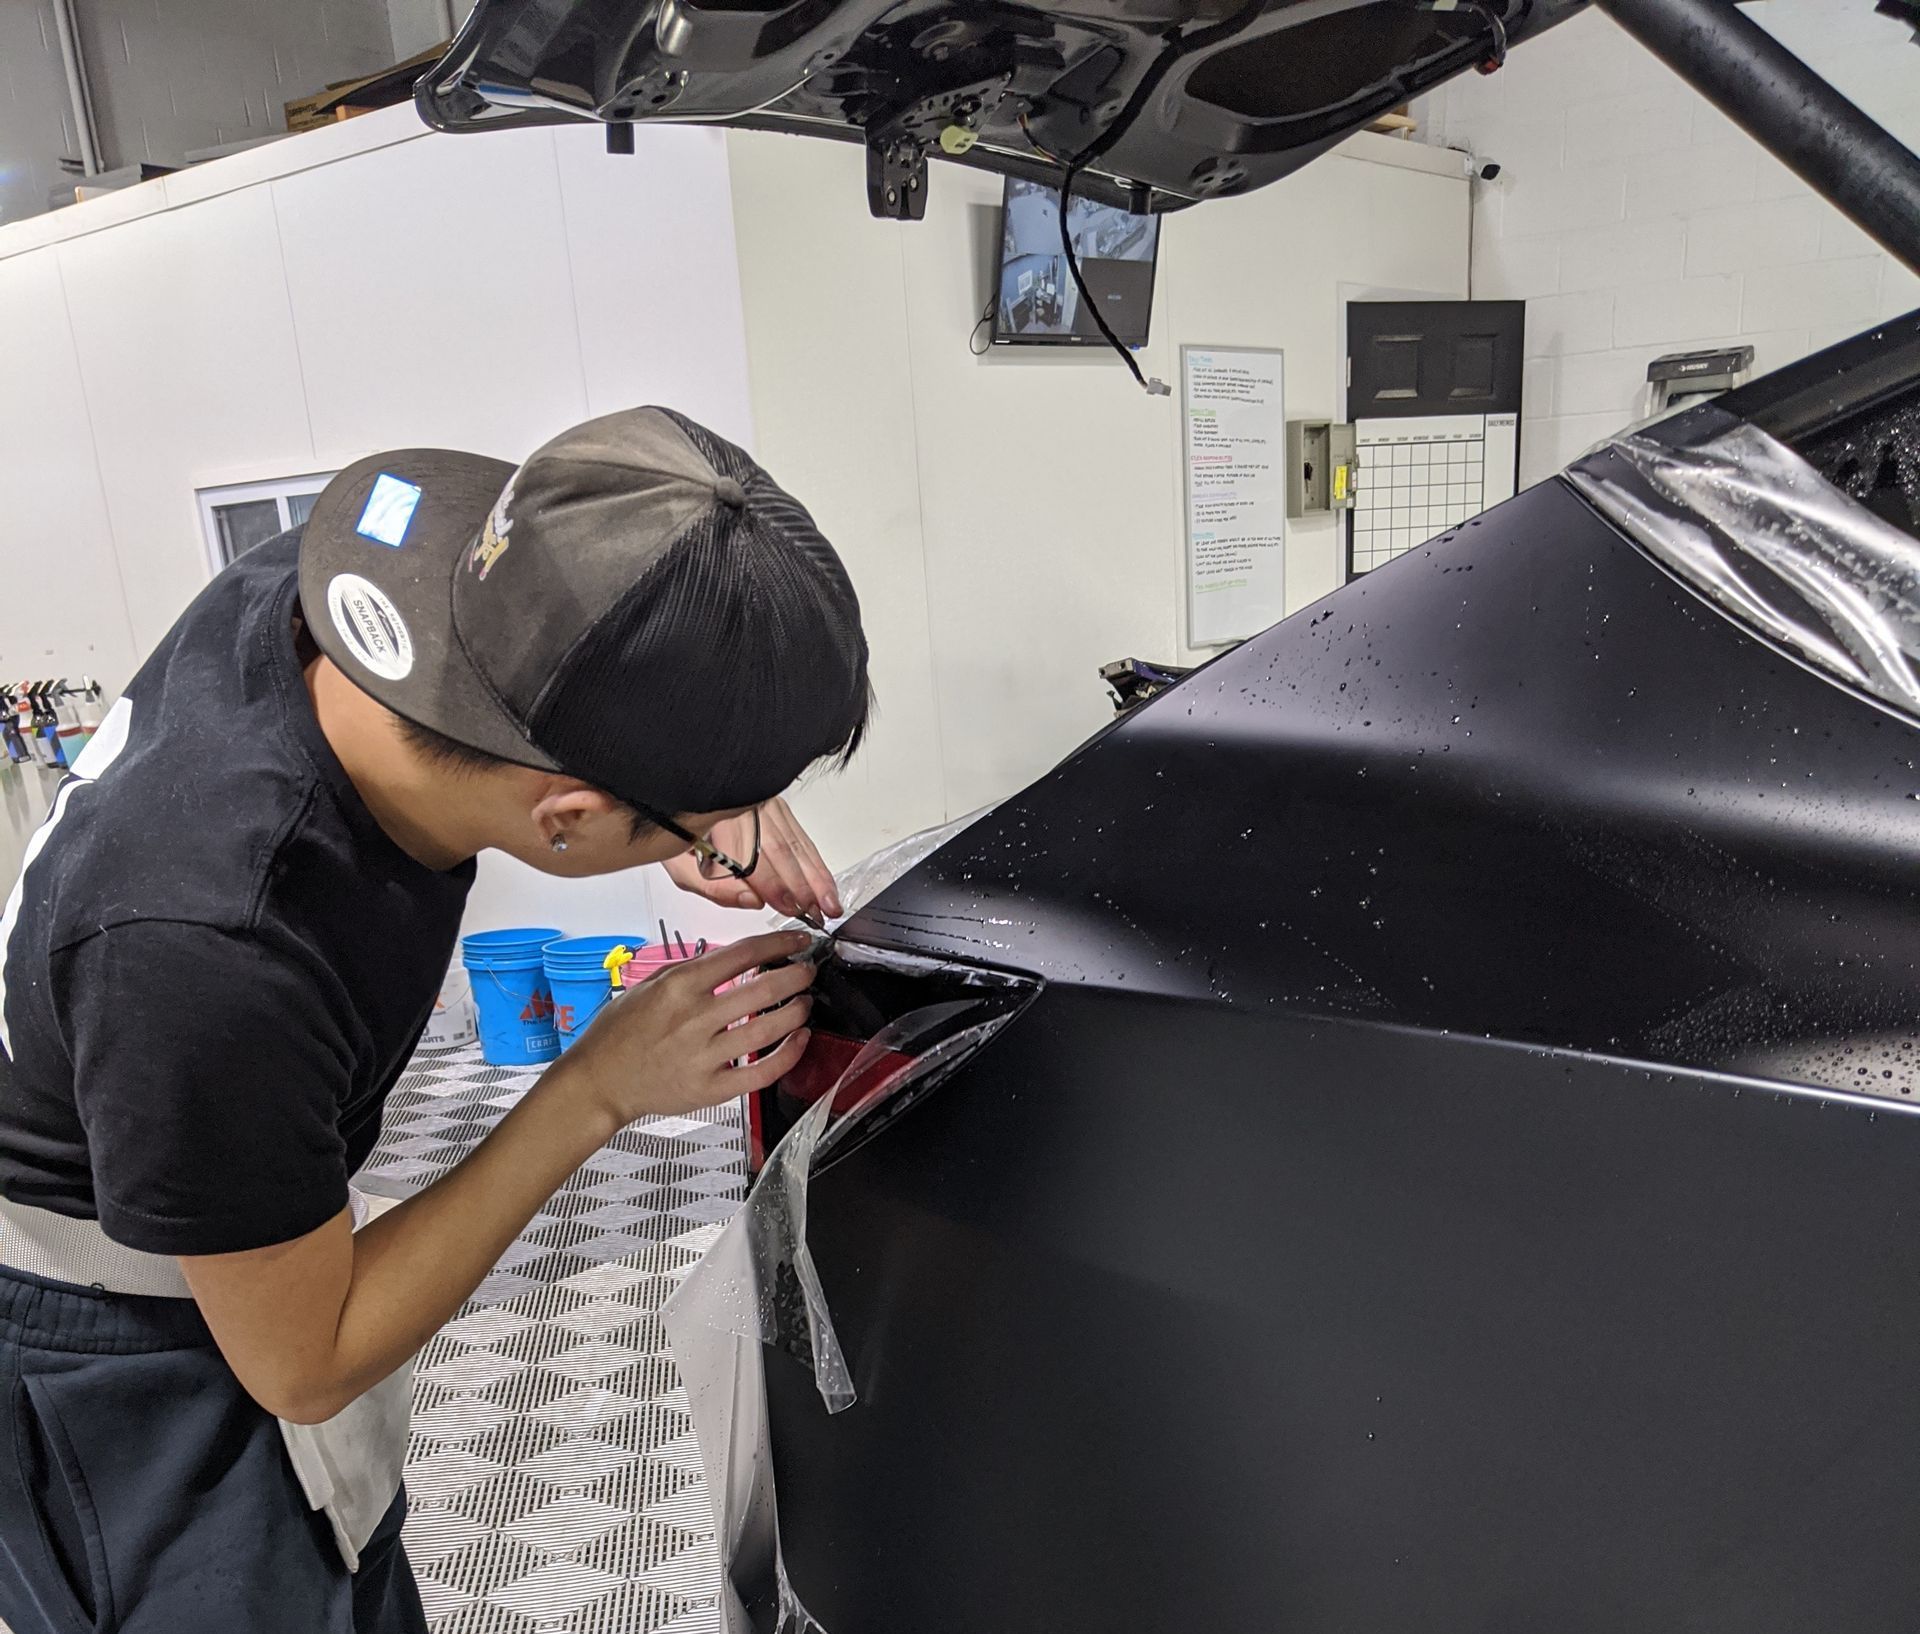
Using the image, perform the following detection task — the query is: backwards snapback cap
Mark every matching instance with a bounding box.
[298,407,870,816]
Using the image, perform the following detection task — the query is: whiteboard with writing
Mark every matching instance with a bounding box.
[1182,346,1287,647]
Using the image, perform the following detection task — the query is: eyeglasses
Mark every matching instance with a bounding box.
[633,802,826,931]
[693,805,760,884]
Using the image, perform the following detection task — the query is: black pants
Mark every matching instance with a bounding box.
[0,1265,426,1633]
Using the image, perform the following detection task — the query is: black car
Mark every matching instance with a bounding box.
[422,4,1920,1627]
[719,315,1920,1631]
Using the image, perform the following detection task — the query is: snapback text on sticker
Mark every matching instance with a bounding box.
[328,573,415,681]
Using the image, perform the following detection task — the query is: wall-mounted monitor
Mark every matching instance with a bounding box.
[992,177,1161,348]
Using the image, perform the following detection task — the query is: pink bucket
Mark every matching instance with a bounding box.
[619,944,722,988]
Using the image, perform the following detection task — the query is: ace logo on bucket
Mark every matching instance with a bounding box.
[327,573,414,681]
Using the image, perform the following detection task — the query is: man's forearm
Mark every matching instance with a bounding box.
[182,935,808,1425]
[314,1058,621,1416]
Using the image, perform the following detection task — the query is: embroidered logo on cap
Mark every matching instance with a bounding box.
[468,474,517,581]
[327,573,414,681]
[356,473,422,548]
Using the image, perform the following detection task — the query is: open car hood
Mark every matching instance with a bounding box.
[416,0,1588,217]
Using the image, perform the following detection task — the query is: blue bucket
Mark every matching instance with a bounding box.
[462,927,563,1066]
[544,935,648,1052]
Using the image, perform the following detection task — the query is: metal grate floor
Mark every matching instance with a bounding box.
[357,1040,743,1633]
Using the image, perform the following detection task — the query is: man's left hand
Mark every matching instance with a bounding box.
[661,796,843,924]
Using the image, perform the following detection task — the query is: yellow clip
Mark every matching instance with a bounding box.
[939,124,978,156]
[603,944,635,990]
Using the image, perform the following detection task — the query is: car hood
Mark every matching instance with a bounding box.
[416,0,1588,216]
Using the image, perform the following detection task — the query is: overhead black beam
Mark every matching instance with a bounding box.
[1596,0,1920,274]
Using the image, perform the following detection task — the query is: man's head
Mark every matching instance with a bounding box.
[376,715,762,879]
[297,407,870,877]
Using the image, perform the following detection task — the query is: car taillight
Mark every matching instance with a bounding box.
[744,943,1039,1177]
[748,1032,917,1171]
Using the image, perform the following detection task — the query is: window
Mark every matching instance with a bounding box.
[196,474,336,574]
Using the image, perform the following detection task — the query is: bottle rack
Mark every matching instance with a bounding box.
[3,677,104,772]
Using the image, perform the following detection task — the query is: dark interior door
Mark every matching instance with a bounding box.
[1346,300,1526,579]
[1349,299,1525,417]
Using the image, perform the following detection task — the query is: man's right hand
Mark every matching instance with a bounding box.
[183,928,820,1425]
[554,929,818,1125]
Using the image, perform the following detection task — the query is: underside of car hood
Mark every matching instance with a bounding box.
[416,0,1588,216]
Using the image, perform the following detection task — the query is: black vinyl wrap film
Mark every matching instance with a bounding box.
[663,935,1039,1632]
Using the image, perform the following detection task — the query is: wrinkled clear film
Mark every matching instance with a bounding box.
[662,960,1036,1633]
[826,805,996,921]
[1568,422,1920,725]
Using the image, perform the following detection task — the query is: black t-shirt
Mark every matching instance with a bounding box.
[0,530,473,1256]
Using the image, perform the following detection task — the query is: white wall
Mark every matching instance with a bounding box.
[0,106,1469,941]
[1418,0,1920,485]
[727,128,1468,838]
[0,769,60,896]
[0,244,141,688]
[0,108,756,943]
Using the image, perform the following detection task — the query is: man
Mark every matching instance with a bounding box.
[0,406,871,1630]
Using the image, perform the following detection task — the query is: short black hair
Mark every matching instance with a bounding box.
[391,710,879,848]
[396,689,873,848]
[396,715,510,777]
[396,716,661,841]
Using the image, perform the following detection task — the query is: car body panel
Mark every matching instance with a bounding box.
[749,314,1920,1628]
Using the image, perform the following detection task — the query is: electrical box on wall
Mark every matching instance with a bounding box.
[1286,420,1356,518]
[1646,346,1754,417]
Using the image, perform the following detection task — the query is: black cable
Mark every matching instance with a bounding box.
[1042,0,1269,394]
[1020,114,1153,381]
[1465,0,1509,66]
[969,294,996,355]
[1071,0,1269,175]
[1018,112,1066,167]
[1057,163,1165,392]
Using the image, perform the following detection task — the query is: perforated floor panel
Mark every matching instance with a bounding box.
[358,1040,744,1633]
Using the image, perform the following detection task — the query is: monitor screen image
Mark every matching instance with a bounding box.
[993,178,1161,348]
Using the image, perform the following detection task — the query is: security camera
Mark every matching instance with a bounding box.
[1475,159,1502,181]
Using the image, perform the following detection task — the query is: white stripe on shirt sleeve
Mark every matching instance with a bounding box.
[0,696,134,1059]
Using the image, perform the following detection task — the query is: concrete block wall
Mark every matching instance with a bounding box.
[0,4,86,227]
[77,0,395,169]
[1,0,400,227]
[1420,1,1920,485]
[387,0,473,65]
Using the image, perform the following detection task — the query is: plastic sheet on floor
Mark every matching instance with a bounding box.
[662,971,1030,1632]
[1568,420,1920,725]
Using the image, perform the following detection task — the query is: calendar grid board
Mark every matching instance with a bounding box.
[1348,412,1518,577]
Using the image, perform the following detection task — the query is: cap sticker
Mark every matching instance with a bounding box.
[327,573,414,681]
[468,473,518,581]
[356,473,423,548]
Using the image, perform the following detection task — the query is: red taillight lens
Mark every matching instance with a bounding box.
[781,1032,917,1113]
[746,1032,917,1172]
